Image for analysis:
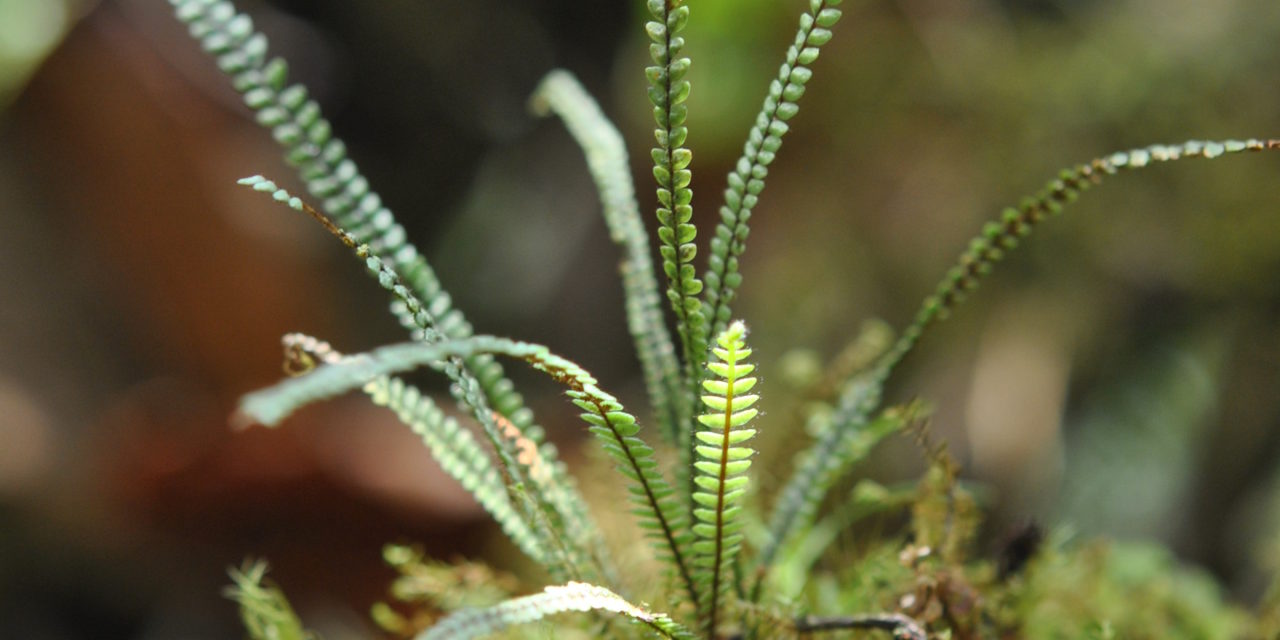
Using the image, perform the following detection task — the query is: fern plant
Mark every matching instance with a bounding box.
[169,0,1279,638]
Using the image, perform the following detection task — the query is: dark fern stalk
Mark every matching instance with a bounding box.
[703,0,844,339]
[530,70,687,446]
[690,321,759,636]
[170,1,612,582]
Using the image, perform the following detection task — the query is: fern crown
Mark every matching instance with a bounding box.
[169,0,1280,638]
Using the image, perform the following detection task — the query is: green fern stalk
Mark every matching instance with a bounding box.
[690,321,759,636]
[278,333,549,566]
[530,70,687,446]
[415,581,696,640]
[170,2,604,575]
[703,0,844,339]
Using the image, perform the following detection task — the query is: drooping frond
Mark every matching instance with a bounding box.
[224,560,314,640]
[530,69,686,445]
[279,333,547,567]
[689,321,759,636]
[703,0,845,339]
[170,0,446,318]
[235,177,611,586]
[644,0,707,456]
[237,333,698,607]
[414,582,697,640]
[172,4,605,581]
[876,138,1280,380]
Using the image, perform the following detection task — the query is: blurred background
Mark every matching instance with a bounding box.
[1,0,1278,637]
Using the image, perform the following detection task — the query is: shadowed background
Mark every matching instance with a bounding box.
[1,0,1278,637]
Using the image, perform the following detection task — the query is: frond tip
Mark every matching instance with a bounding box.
[691,320,759,635]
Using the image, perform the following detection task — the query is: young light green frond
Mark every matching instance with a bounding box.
[530,69,686,446]
[690,320,759,636]
[877,138,1280,381]
[415,581,697,640]
[181,6,590,573]
[645,0,708,473]
[240,334,698,606]
[224,560,315,640]
[235,177,613,587]
[703,0,845,339]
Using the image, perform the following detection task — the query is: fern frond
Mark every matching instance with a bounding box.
[877,138,1280,379]
[238,333,699,606]
[174,4,609,582]
[530,69,686,446]
[171,0,440,306]
[224,560,314,640]
[645,0,708,478]
[415,581,696,640]
[281,332,548,566]
[235,178,611,586]
[753,137,1280,598]
[703,0,845,339]
[689,321,759,636]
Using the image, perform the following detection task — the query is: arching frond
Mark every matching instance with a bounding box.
[530,70,686,446]
[238,332,698,607]
[876,138,1280,379]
